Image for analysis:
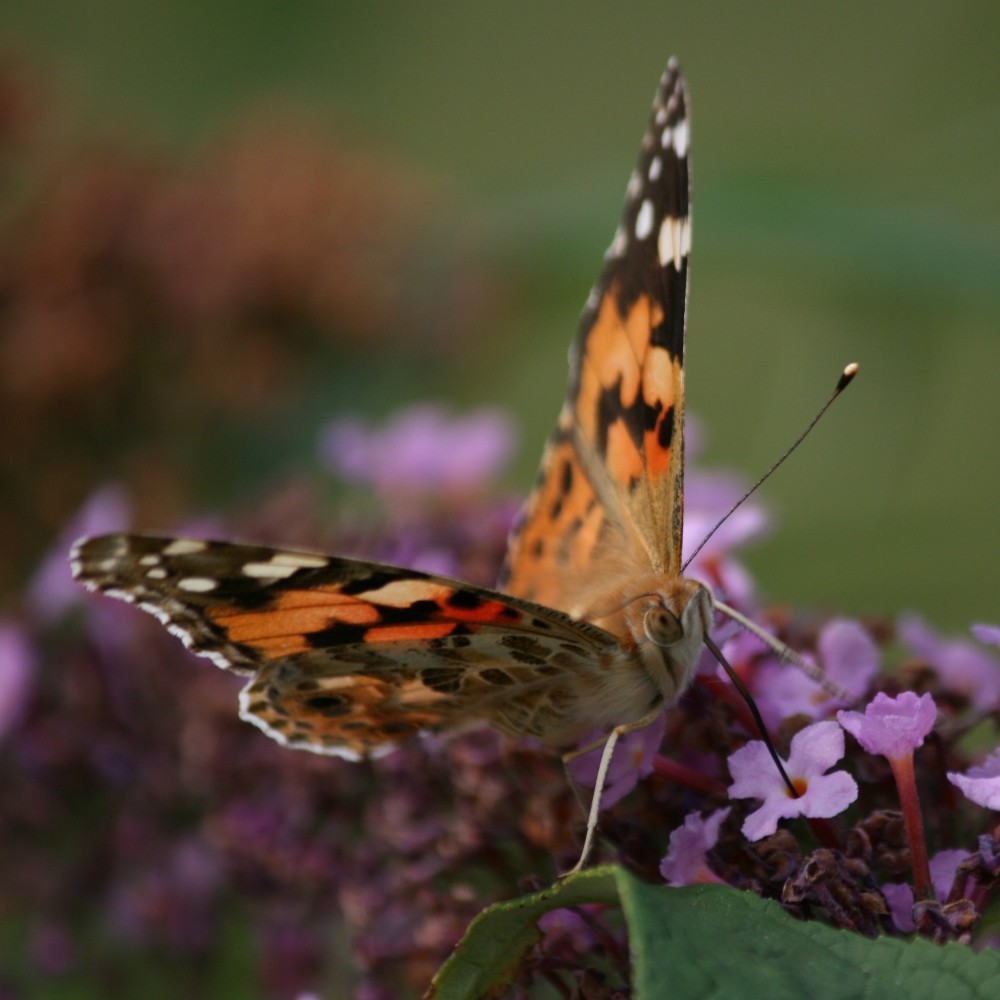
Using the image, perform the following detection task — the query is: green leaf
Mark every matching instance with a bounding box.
[426,867,619,999]
[617,869,1000,999]
[429,865,1000,1000]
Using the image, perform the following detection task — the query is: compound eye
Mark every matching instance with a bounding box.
[643,604,683,646]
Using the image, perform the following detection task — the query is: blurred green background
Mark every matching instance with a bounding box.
[2,1,998,628]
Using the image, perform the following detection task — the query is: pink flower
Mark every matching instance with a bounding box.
[755,619,879,728]
[659,808,731,886]
[837,692,937,761]
[537,906,601,951]
[882,881,917,933]
[30,484,131,623]
[319,405,515,498]
[884,849,971,932]
[972,623,1000,648]
[947,749,1000,810]
[680,467,769,608]
[568,714,666,809]
[727,721,858,841]
[899,616,1000,713]
[0,621,35,740]
[930,849,971,900]
[839,692,937,898]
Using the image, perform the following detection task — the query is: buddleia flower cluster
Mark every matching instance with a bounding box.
[4,405,1000,998]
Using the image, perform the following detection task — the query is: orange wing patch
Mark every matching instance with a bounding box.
[500,435,611,611]
[71,533,623,758]
[212,581,530,654]
[503,62,690,605]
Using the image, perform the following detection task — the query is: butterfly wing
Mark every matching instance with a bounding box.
[502,61,690,615]
[72,533,617,758]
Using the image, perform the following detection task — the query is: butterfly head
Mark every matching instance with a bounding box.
[586,574,712,706]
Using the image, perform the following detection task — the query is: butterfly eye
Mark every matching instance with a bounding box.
[642,604,683,647]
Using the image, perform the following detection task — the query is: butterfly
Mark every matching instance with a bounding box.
[71,61,757,865]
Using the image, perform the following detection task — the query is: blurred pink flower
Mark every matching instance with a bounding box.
[947,749,1000,810]
[659,807,731,886]
[319,405,515,498]
[899,616,1000,713]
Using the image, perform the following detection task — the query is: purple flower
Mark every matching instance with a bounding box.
[29,483,132,622]
[972,623,1000,648]
[375,539,459,579]
[839,692,937,897]
[756,619,879,728]
[947,749,1000,810]
[0,620,36,740]
[930,849,969,900]
[682,469,770,558]
[837,692,937,761]
[882,882,917,933]
[899,615,1000,713]
[727,721,858,841]
[681,468,769,608]
[319,404,515,498]
[659,807,731,886]
[537,906,602,951]
[884,849,970,932]
[568,714,666,809]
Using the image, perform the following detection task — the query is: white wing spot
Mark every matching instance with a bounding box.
[648,156,662,182]
[243,562,297,580]
[177,577,218,593]
[243,551,328,579]
[657,215,691,270]
[362,578,445,608]
[635,199,654,240]
[163,539,208,556]
[139,554,161,567]
[146,567,168,580]
[271,552,328,569]
[243,563,296,580]
[672,119,689,158]
[626,170,642,200]
[605,225,627,259]
[315,676,361,692]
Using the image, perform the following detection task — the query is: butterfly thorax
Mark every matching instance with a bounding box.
[485,573,712,749]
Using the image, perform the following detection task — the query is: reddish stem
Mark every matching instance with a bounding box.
[889,752,931,899]
[805,817,842,850]
[652,755,727,798]
[697,674,759,737]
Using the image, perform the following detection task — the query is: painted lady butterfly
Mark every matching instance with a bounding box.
[71,61,805,864]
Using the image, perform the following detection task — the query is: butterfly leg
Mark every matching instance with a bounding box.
[561,708,663,876]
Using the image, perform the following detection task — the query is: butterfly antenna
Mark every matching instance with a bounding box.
[702,632,798,798]
[682,362,859,573]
